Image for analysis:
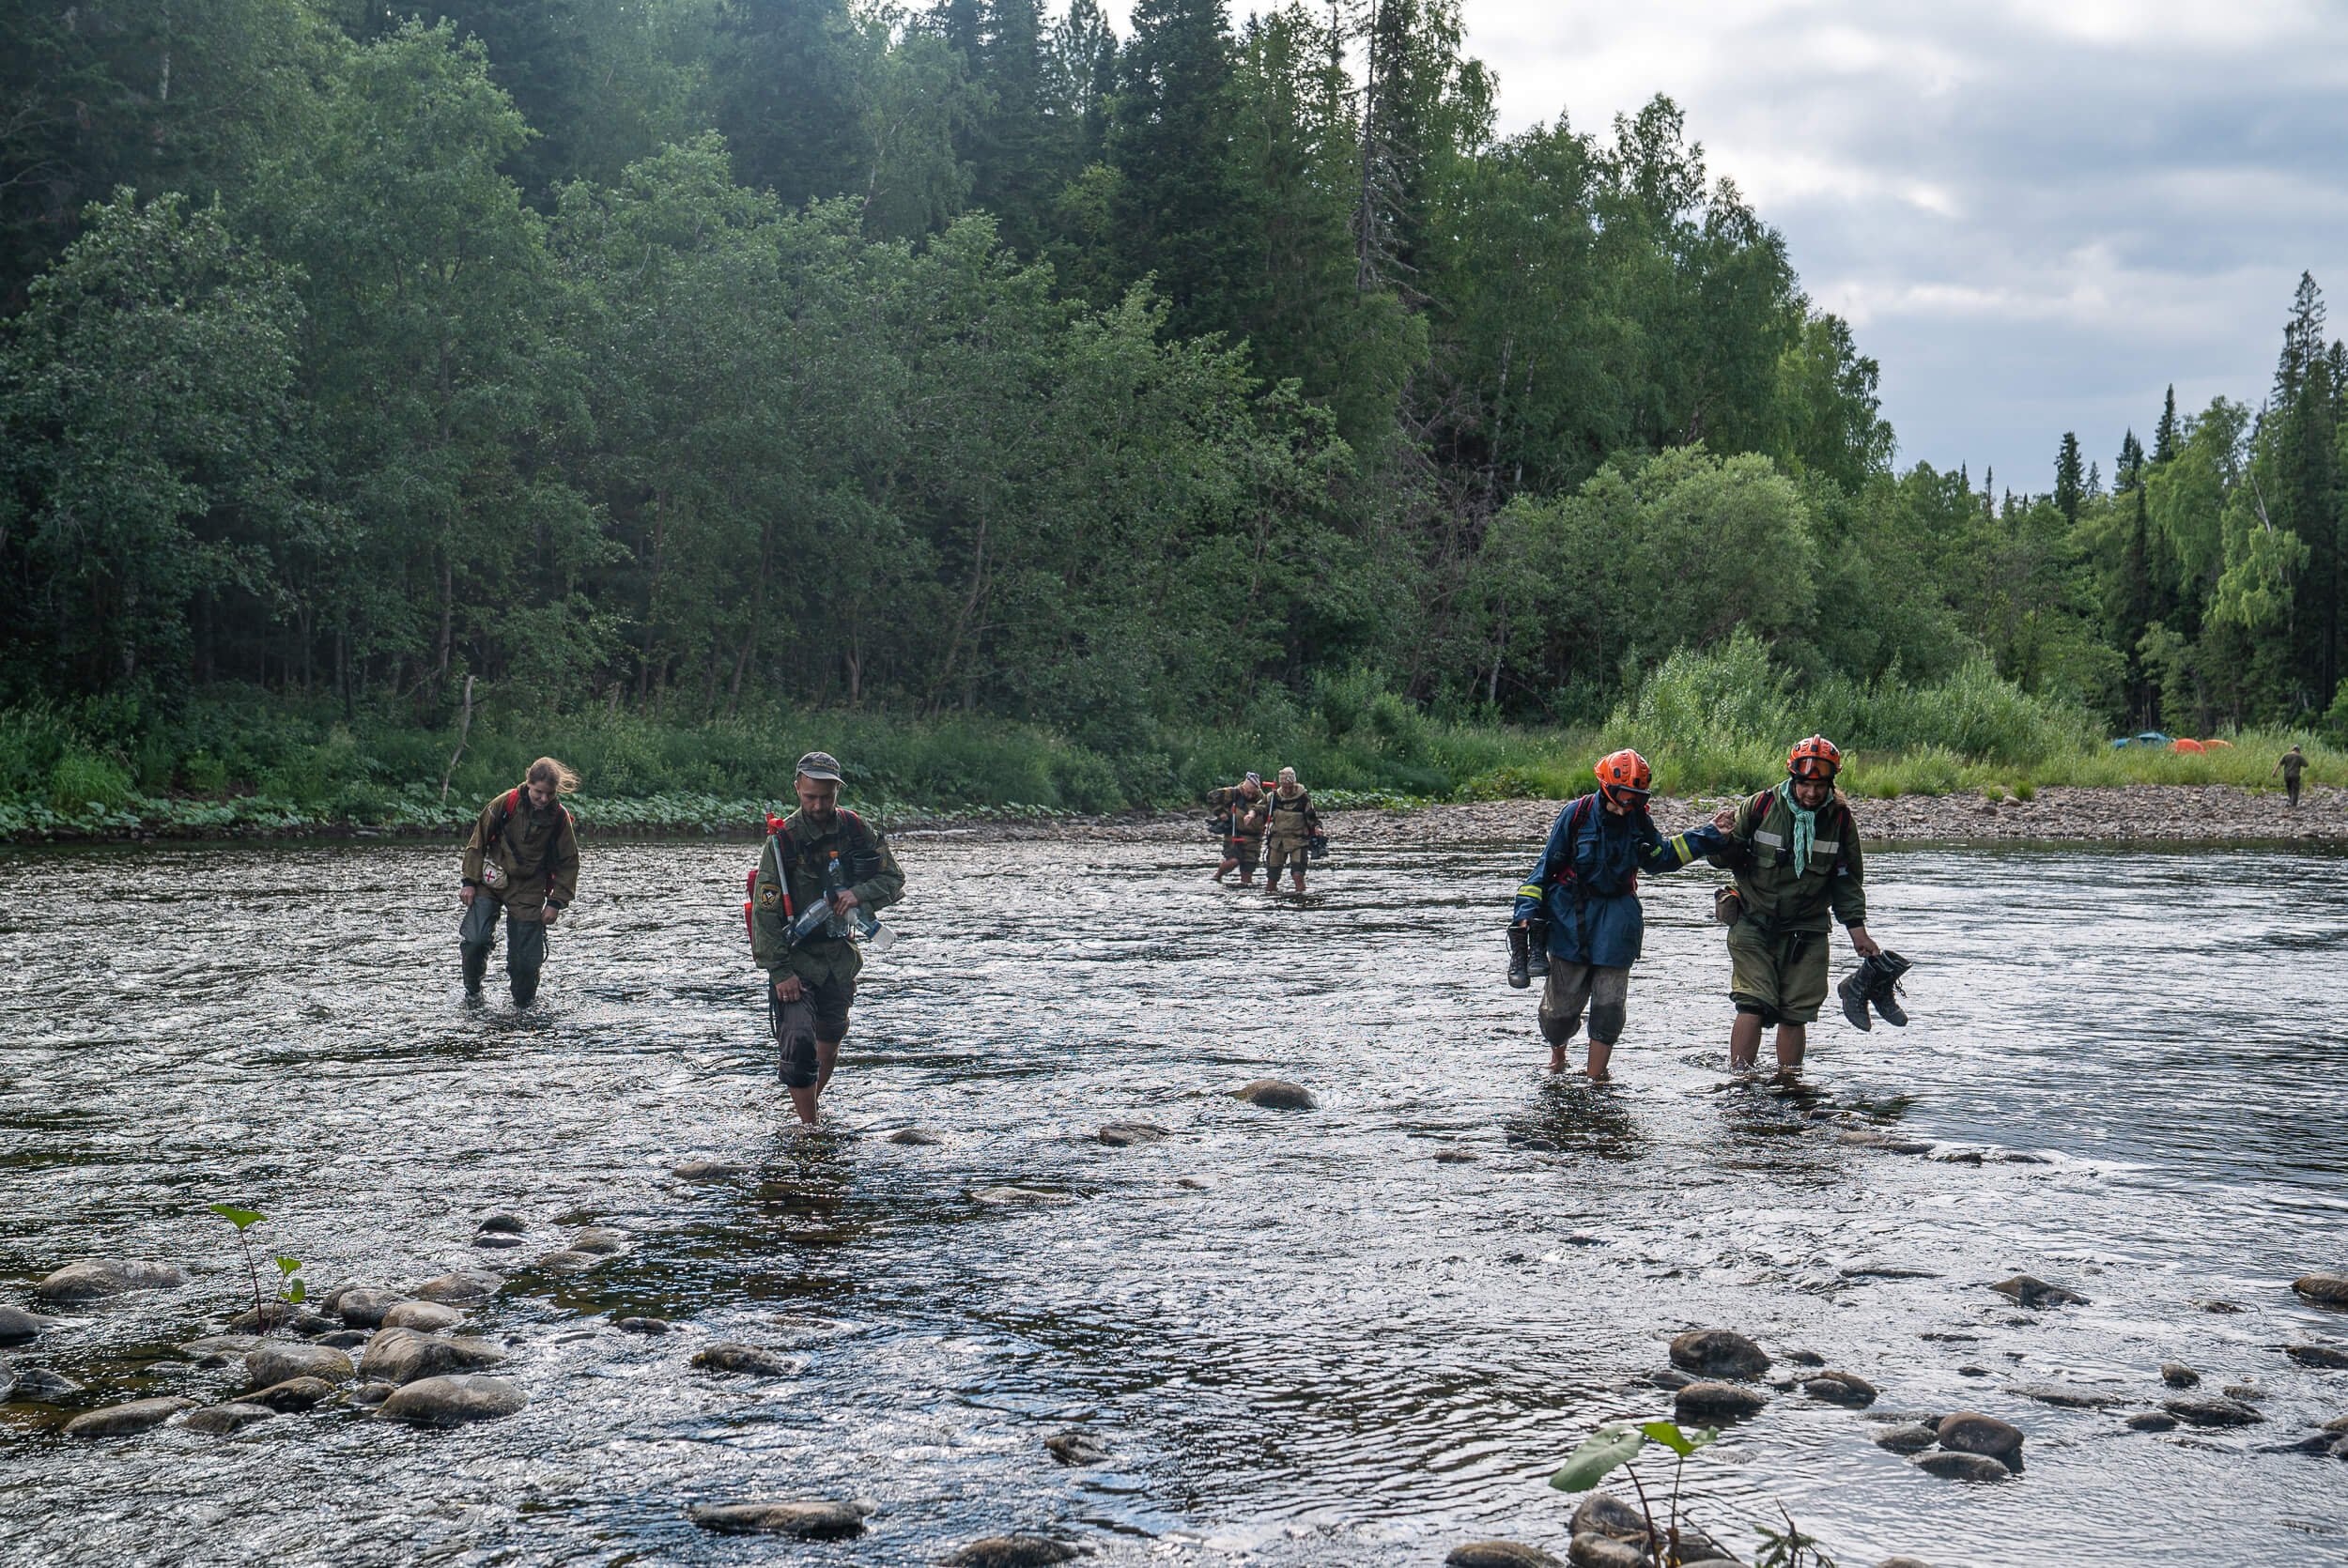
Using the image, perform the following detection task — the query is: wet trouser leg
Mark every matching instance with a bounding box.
[459,897,499,992]
[2288,778,2301,807]
[506,907,548,1004]
[1539,961,1593,1046]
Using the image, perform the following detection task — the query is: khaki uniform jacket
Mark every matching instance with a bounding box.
[1208,785,1268,841]
[749,808,906,987]
[461,792,580,912]
[1265,785,1319,845]
[1726,788,1866,935]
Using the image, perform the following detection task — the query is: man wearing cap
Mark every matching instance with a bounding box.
[1206,773,1269,884]
[749,752,906,1126]
[1261,767,1321,894]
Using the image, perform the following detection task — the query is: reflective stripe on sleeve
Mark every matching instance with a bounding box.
[1516,884,1545,899]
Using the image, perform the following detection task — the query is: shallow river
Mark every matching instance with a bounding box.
[2,829,2345,1567]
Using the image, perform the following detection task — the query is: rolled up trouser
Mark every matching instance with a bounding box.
[1539,961,1630,1044]
[1727,920,1830,1025]
[1264,834,1310,876]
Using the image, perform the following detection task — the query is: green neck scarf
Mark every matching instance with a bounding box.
[1775,779,1818,876]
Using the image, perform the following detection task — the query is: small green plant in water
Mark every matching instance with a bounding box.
[209,1203,305,1332]
[1753,1504,1838,1568]
[1550,1418,1720,1565]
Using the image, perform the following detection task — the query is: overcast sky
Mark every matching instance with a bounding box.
[1093,1,2348,492]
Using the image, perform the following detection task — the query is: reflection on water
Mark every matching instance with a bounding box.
[1,834,2345,1566]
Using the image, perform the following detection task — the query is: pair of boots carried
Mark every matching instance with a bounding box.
[1838,949,1911,1030]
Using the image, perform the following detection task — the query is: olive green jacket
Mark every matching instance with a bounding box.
[1208,784,1268,840]
[749,807,905,986]
[460,791,580,909]
[1265,785,1319,844]
[1725,787,1866,935]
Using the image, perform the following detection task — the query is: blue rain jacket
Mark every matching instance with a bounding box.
[1511,795,1726,967]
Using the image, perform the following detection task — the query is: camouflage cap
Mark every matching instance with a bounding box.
[795,750,845,783]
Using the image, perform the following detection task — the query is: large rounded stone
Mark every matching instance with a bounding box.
[2162,1395,2264,1428]
[63,1396,196,1437]
[685,1499,873,1539]
[2294,1274,2348,1306]
[1935,1411,2024,1464]
[1872,1423,1939,1453]
[9,1366,81,1401]
[336,1288,409,1329]
[477,1213,526,1236]
[360,1326,507,1385]
[0,1305,54,1345]
[1803,1371,1878,1407]
[2124,1410,2179,1432]
[183,1402,277,1434]
[1669,1330,1769,1379]
[1988,1274,2087,1309]
[380,1301,464,1332]
[248,1376,336,1412]
[377,1374,527,1425]
[1676,1380,1769,1423]
[2286,1344,2348,1370]
[568,1227,627,1255]
[35,1260,189,1302]
[1448,1545,1564,1568]
[945,1538,1080,1568]
[692,1343,798,1377]
[1567,1536,1646,1568]
[1568,1490,1647,1544]
[1234,1078,1316,1110]
[410,1271,499,1304]
[1911,1452,2012,1482]
[245,1343,353,1389]
[2160,1361,2200,1388]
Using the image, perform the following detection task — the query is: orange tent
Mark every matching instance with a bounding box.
[2171,738,2206,753]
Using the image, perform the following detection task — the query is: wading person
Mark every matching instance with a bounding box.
[1711,736,1881,1079]
[2274,744,2307,807]
[1206,774,1268,884]
[1262,767,1321,894]
[749,752,905,1128]
[459,757,582,1005]
[1509,751,1729,1079]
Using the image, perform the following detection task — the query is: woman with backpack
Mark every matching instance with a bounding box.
[1509,750,1731,1079]
[459,757,582,1005]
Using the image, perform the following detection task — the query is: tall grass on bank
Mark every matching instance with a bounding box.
[0,656,2337,838]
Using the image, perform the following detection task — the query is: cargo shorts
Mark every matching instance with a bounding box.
[1726,920,1831,1025]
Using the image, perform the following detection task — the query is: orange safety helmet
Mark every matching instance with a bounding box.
[1787,734,1842,780]
[1594,748,1653,807]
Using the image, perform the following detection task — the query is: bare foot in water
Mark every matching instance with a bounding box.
[1581,1066,1612,1083]
[1548,1047,1568,1072]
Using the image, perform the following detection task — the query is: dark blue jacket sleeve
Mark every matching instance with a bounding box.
[1513,804,1576,921]
[1636,822,1729,873]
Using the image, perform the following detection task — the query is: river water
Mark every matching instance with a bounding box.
[2,829,2344,1566]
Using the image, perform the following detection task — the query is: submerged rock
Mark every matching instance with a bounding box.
[36,1260,189,1302]
[183,1402,277,1434]
[346,1382,394,1408]
[1669,1329,1770,1379]
[1233,1078,1316,1111]
[316,1330,371,1351]
[884,1130,942,1146]
[970,1186,1075,1207]
[377,1374,527,1426]
[63,1396,197,1437]
[569,1227,628,1255]
[2222,1383,2267,1402]
[8,1365,81,1401]
[2286,1344,2348,1370]
[614,1316,671,1336]
[1564,1536,1645,1568]
[2012,1383,2119,1409]
[245,1343,353,1389]
[0,1305,54,1345]
[1043,1429,1111,1466]
[692,1343,797,1377]
[2163,1395,2264,1428]
[380,1301,464,1333]
[477,1213,527,1236]
[248,1376,335,1412]
[1838,1129,1935,1155]
[1781,1347,1828,1366]
[533,1249,602,1275]
[1872,1423,1939,1453]
[336,1287,409,1329]
[410,1271,499,1304]
[1911,1451,2012,1482]
[944,1537,1080,1568]
[1648,1368,1695,1391]
[2294,1274,2348,1306]
[1803,1371,1878,1407]
[180,1333,263,1365]
[2124,1411,2180,1432]
[1098,1121,1168,1147]
[1988,1274,2087,1309]
[474,1233,527,1250]
[1568,1491,1646,1544]
[360,1327,507,1385]
[1675,1380,1769,1422]
[673,1160,750,1178]
[684,1499,873,1539]
[2159,1362,2200,1388]
[1445,1544,1563,1568]
[227,1304,332,1334]
[1935,1411,2025,1465]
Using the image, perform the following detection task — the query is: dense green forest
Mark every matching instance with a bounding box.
[0,0,2341,824]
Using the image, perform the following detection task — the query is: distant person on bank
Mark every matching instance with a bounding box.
[1508,750,1733,1080]
[1708,736,1884,1078]
[1262,767,1321,894]
[1206,774,1269,884]
[749,752,905,1128]
[459,758,581,1005]
[2274,744,2308,807]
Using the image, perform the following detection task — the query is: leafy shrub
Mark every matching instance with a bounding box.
[50,748,134,811]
